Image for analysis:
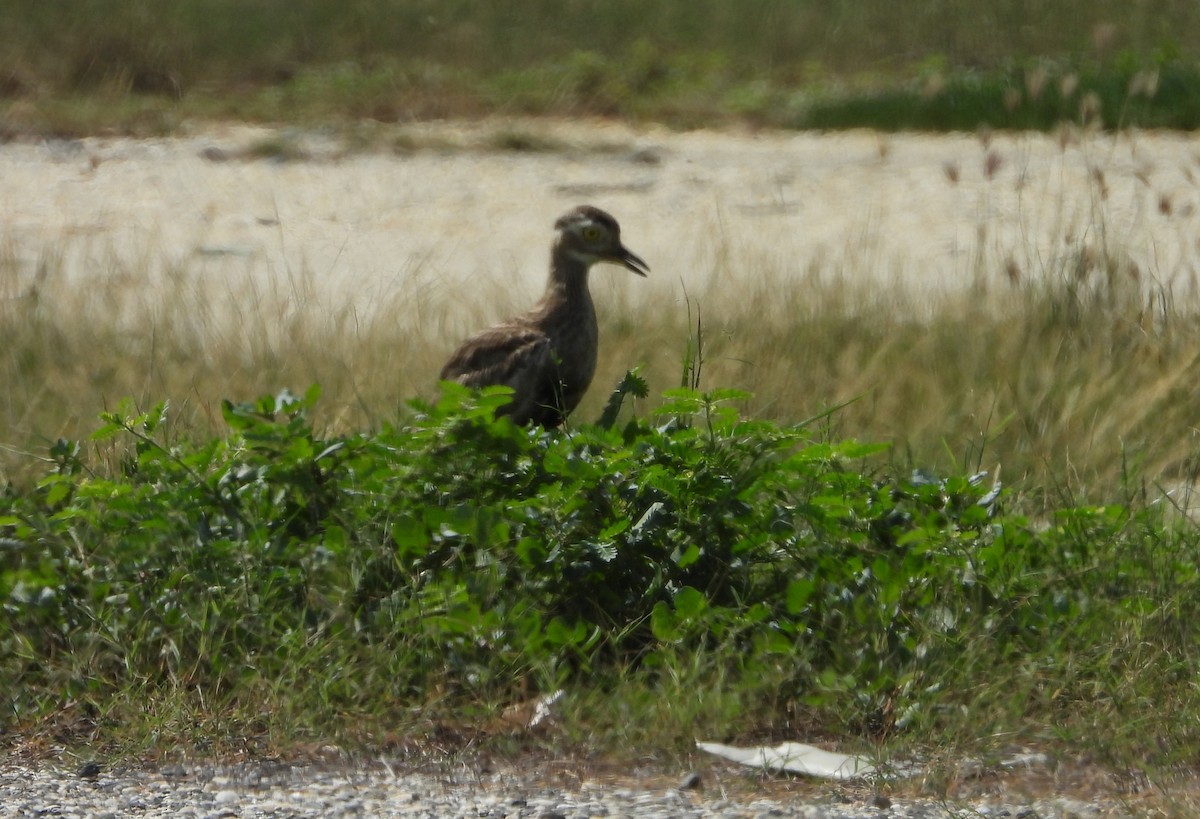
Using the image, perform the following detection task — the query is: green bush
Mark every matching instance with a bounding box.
[4,382,1200,757]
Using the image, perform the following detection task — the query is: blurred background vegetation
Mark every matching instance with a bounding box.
[3,0,1200,134]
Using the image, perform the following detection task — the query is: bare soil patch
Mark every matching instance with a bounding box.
[5,120,1199,321]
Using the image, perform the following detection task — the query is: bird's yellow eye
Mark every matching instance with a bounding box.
[581,225,602,242]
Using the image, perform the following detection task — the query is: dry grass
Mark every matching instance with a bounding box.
[4,217,1199,500]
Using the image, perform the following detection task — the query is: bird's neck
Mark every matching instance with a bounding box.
[541,243,593,308]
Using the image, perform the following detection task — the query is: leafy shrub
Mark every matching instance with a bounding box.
[3,382,1200,753]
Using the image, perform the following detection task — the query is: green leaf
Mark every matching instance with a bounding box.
[303,383,322,407]
[755,629,794,655]
[391,516,429,557]
[89,422,124,441]
[675,542,701,568]
[597,367,649,429]
[785,578,815,614]
[599,518,631,540]
[650,601,679,642]
[673,585,707,619]
[546,616,586,647]
[834,440,891,459]
[42,479,72,508]
[143,400,169,433]
[323,525,348,554]
[703,387,751,403]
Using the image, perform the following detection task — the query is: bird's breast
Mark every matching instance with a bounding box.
[541,298,598,409]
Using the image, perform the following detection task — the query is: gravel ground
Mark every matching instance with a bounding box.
[0,758,1161,818]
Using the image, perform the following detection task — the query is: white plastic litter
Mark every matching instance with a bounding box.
[698,740,1047,782]
[696,741,880,780]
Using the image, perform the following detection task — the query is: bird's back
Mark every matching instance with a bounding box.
[440,297,596,427]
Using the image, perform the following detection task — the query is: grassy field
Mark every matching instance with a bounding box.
[2,190,1198,500]
[5,348,1200,806]
[5,1,1200,810]
[5,200,1200,783]
[4,1,1200,134]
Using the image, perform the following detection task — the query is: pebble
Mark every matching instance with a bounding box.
[0,762,1132,818]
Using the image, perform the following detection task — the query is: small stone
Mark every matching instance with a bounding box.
[213,789,238,805]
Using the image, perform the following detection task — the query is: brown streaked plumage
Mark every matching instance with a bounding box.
[439,205,649,428]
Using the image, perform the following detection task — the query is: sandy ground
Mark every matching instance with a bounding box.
[3,120,1200,315]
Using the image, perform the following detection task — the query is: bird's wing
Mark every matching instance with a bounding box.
[439,323,552,391]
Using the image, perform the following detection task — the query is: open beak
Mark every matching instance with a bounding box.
[616,245,649,277]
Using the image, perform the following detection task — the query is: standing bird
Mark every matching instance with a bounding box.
[440,205,649,428]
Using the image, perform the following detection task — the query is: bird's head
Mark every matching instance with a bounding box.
[554,205,649,276]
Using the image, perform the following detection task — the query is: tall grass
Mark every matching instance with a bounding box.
[3,222,1199,500]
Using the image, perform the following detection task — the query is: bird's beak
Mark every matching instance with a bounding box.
[616,245,649,277]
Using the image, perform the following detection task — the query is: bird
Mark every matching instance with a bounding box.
[439,205,649,428]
